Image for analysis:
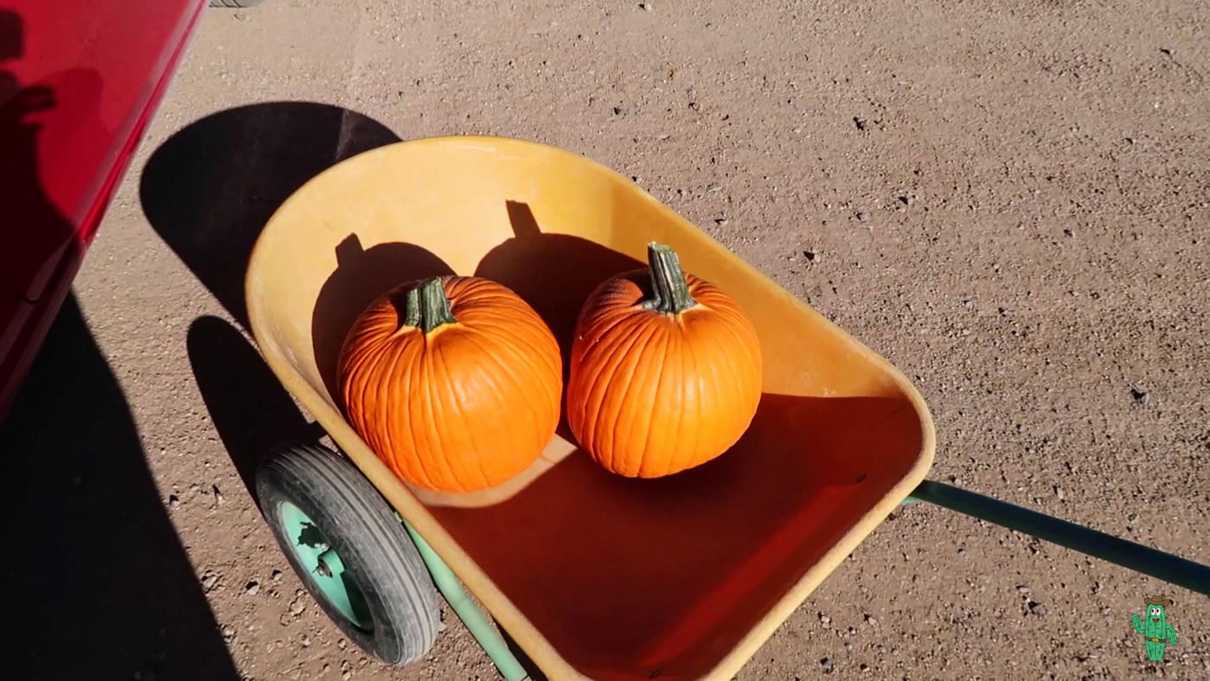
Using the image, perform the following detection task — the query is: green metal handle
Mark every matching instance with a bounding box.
[403,522,530,681]
[907,480,1210,596]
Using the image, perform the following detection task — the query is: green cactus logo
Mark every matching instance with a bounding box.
[1131,595,1178,662]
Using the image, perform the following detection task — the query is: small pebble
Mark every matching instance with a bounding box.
[864,614,878,626]
[818,613,831,627]
[271,569,283,583]
[1028,600,1047,617]
[820,657,834,673]
[202,572,220,592]
[1130,386,1150,405]
[289,590,306,615]
[245,579,260,596]
[167,494,180,510]
[855,210,868,222]
[639,2,652,10]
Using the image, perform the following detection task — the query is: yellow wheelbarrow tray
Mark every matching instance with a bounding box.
[243,136,1208,680]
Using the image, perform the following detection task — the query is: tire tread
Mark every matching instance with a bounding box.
[257,442,439,665]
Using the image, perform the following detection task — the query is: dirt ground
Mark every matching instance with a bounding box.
[8,0,1209,679]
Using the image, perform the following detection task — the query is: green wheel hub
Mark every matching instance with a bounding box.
[279,500,373,632]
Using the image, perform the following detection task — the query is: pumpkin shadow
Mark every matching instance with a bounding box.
[426,392,922,679]
[474,201,643,436]
[311,234,454,405]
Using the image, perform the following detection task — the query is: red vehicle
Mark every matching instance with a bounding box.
[0,0,255,419]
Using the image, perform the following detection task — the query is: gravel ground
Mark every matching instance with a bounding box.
[7,1,1208,679]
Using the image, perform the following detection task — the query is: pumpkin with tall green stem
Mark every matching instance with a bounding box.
[339,275,562,492]
[567,242,763,477]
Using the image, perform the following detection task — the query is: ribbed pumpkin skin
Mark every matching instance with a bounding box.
[338,276,562,492]
[567,269,763,478]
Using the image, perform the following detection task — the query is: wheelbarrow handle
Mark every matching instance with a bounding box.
[906,480,1210,596]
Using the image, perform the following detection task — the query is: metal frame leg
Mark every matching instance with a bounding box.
[403,522,530,681]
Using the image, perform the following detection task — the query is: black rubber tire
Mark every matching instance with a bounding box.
[209,0,265,8]
[256,443,440,665]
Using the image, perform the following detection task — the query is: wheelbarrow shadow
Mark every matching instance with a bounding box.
[141,101,402,330]
[140,102,404,499]
[187,316,315,497]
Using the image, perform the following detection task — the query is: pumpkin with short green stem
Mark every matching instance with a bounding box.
[338,275,562,492]
[567,243,762,477]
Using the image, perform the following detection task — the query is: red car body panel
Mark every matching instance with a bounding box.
[0,0,206,419]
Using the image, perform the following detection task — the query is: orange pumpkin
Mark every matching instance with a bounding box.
[338,275,562,492]
[567,243,762,477]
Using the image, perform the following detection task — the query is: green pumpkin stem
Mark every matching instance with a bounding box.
[645,242,697,314]
[404,277,456,332]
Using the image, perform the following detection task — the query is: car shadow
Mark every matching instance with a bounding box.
[1,295,241,681]
[3,10,238,677]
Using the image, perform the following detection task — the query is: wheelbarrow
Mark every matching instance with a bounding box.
[243,136,1209,680]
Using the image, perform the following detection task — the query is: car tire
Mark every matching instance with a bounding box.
[209,0,265,8]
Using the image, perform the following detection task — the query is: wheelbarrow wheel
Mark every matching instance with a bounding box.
[255,442,440,666]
